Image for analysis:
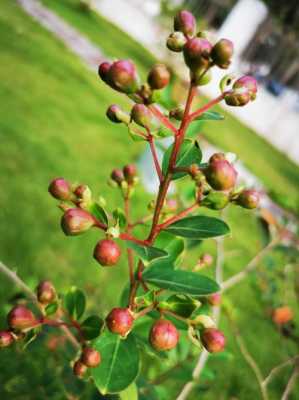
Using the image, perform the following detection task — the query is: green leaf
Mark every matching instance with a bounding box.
[162,139,202,180]
[154,232,185,264]
[113,208,127,229]
[126,241,168,264]
[91,332,140,394]
[89,202,109,225]
[119,383,138,400]
[45,302,58,316]
[63,287,86,320]
[164,216,230,239]
[143,264,220,295]
[195,111,224,121]
[159,294,200,318]
[81,315,103,340]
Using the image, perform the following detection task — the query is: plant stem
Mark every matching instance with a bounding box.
[148,104,177,135]
[157,203,198,232]
[187,93,225,124]
[281,365,299,400]
[124,194,135,286]
[148,133,163,182]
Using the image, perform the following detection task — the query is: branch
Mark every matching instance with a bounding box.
[148,133,163,182]
[262,356,299,388]
[148,104,177,135]
[281,365,299,400]
[124,195,135,287]
[187,93,225,124]
[157,203,198,232]
[0,261,80,349]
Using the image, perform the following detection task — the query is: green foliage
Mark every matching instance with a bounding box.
[126,242,168,264]
[81,315,103,340]
[63,287,86,320]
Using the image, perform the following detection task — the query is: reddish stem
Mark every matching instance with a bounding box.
[187,93,225,124]
[119,232,148,246]
[157,203,198,232]
[148,104,177,135]
[147,133,163,182]
[124,195,135,287]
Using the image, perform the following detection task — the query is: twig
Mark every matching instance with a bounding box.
[148,133,163,182]
[187,93,225,124]
[148,104,177,135]
[0,261,80,349]
[262,356,299,388]
[281,365,299,400]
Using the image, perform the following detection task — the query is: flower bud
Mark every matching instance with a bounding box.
[0,330,14,348]
[183,37,212,71]
[200,253,213,267]
[106,307,134,336]
[149,319,179,351]
[106,104,130,125]
[123,164,137,184]
[236,189,260,209]
[204,159,237,191]
[48,178,72,201]
[201,328,225,353]
[98,61,111,83]
[225,76,257,107]
[111,169,125,185]
[193,315,216,329]
[80,347,101,368]
[191,68,212,86]
[207,293,221,306]
[93,239,121,266]
[131,104,154,129]
[7,305,38,331]
[202,191,229,210]
[165,198,178,213]
[108,60,140,94]
[224,90,251,107]
[174,10,196,37]
[74,184,92,202]
[167,32,187,52]
[211,39,234,69]
[209,153,226,163]
[73,360,87,378]
[233,76,257,100]
[37,280,56,305]
[147,64,170,90]
[272,306,293,325]
[61,208,95,236]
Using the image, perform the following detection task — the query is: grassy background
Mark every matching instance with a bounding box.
[0,1,298,399]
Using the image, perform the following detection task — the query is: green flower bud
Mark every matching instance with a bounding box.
[211,39,234,69]
[106,104,130,124]
[167,31,187,52]
[202,191,229,210]
[131,104,155,129]
[236,189,260,209]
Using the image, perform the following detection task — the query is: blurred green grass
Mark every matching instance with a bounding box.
[0,1,298,399]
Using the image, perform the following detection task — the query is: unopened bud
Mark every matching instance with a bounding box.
[80,347,101,368]
[236,189,260,209]
[73,360,87,378]
[204,159,237,191]
[98,61,111,83]
[7,305,38,331]
[37,281,56,305]
[74,184,92,202]
[169,105,184,121]
[149,319,179,351]
[0,330,14,348]
[193,314,216,329]
[211,39,234,69]
[174,10,196,36]
[183,37,212,71]
[131,104,155,129]
[123,164,137,184]
[272,306,293,325]
[167,31,187,52]
[165,198,178,213]
[209,153,226,163]
[225,76,257,107]
[201,328,225,353]
[93,239,121,266]
[48,178,72,201]
[111,169,125,185]
[108,60,140,94]
[147,64,170,90]
[106,308,134,336]
[200,253,213,267]
[202,191,229,210]
[233,76,257,100]
[106,104,130,124]
[61,208,95,236]
[207,293,221,306]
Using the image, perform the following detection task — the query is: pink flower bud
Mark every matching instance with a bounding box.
[93,239,121,266]
[7,305,38,331]
[108,60,140,94]
[123,164,137,184]
[106,104,130,124]
[209,153,226,163]
[61,208,95,236]
[131,104,154,129]
[183,37,212,71]
[36,281,56,305]
[73,360,87,378]
[207,293,221,306]
[237,189,260,209]
[174,10,196,36]
[233,76,257,100]
[0,330,14,348]
[149,319,179,351]
[80,347,101,368]
[98,61,111,83]
[211,39,234,69]
[106,307,134,336]
[74,184,91,201]
[200,253,213,267]
[167,32,187,52]
[205,159,237,191]
[111,169,125,185]
[147,64,170,90]
[201,328,225,353]
[48,178,72,201]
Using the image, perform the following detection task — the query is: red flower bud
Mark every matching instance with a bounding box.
[48,178,72,201]
[36,280,56,305]
[80,347,101,368]
[111,169,125,185]
[123,164,137,184]
[98,61,111,83]
[167,32,187,52]
[207,293,221,306]
[233,76,257,100]
[237,189,260,209]
[106,104,130,125]
[106,307,134,336]
[149,319,179,351]
[93,239,121,266]
[108,60,140,94]
[131,104,154,129]
[73,360,87,378]
[174,10,196,36]
[183,37,212,71]
[205,159,237,191]
[272,306,293,325]
[7,305,38,331]
[61,208,95,236]
[0,330,14,348]
[201,328,225,353]
[147,64,170,90]
[211,39,234,69]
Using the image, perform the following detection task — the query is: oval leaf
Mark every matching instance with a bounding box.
[162,139,202,180]
[143,265,219,296]
[195,111,224,121]
[63,287,86,320]
[164,216,229,239]
[81,315,103,340]
[91,332,140,394]
[126,241,168,263]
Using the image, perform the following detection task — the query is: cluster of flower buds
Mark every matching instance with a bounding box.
[73,347,101,378]
[224,76,257,107]
[110,164,138,189]
[98,60,140,94]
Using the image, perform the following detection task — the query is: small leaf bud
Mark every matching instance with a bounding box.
[201,328,225,353]
[149,319,179,351]
[61,208,95,236]
[0,330,14,348]
[106,104,130,125]
[108,60,140,94]
[174,10,196,36]
[167,32,187,52]
[36,280,56,305]
[147,64,170,90]
[48,178,72,201]
[106,307,134,336]
[80,347,101,368]
[211,39,234,69]
[236,189,260,209]
[93,239,121,266]
[7,305,38,331]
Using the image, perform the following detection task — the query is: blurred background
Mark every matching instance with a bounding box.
[0,0,298,399]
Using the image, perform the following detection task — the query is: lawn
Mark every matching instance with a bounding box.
[0,1,298,399]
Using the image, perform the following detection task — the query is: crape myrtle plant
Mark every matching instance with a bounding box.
[1,9,267,398]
